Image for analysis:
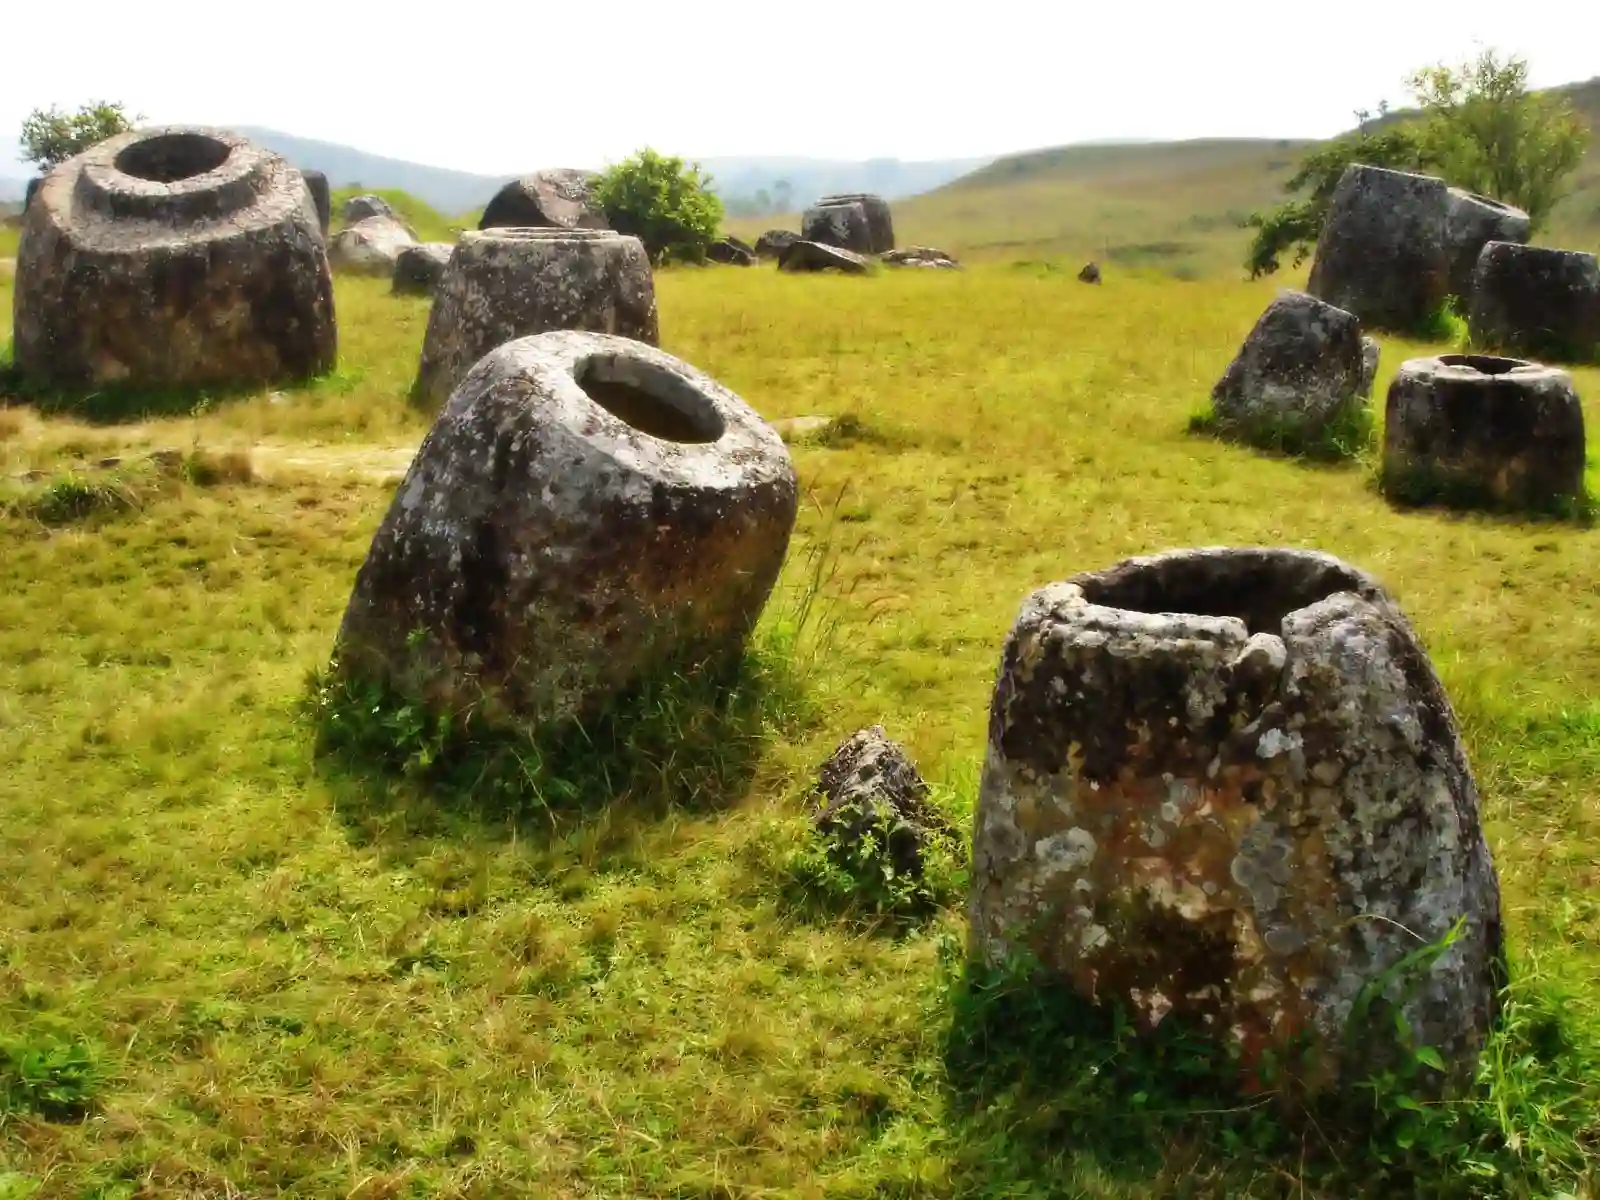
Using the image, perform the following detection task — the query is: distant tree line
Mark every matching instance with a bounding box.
[1246,49,1591,277]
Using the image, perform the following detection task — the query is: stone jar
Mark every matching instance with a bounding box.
[814,192,895,253]
[1209,290,1367,450]
[478,170,608,231]
[969,547,1505,1095]
[329,215,416,276]
[1306,165,1450,335]
[801,201,873,255]
[1444,189,1529,304]
[391,243,454,296]
[301,168,332,237]
[12,125,336,392]
[334,330,798,733]
[1382,353,1587,514]
[1467,242,1600,365]
[413,228,659,408]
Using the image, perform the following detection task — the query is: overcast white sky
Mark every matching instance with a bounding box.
[2,0,1594,176]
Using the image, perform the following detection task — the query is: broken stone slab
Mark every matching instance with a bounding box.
[333,330,799,733]
[770,415,835,442]
[707,237,756,266]
[881,246,959,269]
[969,546,1505,1096]
[12,125,336,392]
[1382,353,1587,513]
[778,240,873,275]
[814,727,958,879]
[391,242,454,296]
[800,201,873,255]
[478,169,609,231]
[1467,242,1600,365]
[814,192,895,253]
[1307,165,1450,334]
[412,227,659,409]
[1444,189,1529,304]
[1209,290,1368,449]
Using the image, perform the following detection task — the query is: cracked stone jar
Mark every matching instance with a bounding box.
[335,330,798,733]
[969,547,1505,1094]
[13,125,335,392]
[412,227,659,409]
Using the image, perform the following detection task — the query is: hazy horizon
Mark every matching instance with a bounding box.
[2,0,1594,179]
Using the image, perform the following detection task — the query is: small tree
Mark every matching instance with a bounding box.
[1244,50,1589,276]
[592,148,724,265]
[1407,49,1590,230]
[20,101,138,172]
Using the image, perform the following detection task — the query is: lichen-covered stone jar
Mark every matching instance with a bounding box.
[413,228,659,408]
[969,547,1505,1094]
[335,330,798,733]
[12,125,335,391]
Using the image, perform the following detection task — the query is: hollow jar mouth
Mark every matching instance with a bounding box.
[114,132,232,183]
[1073,550,1372,637]
[1437,353,1528,376]
[574,354,725,445]
[473,227,618,243]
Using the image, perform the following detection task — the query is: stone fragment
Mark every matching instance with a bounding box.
[777,240,873,275]
[1078,262,1102,284]
[478,169,608,231]
[342,194,395,224]
[413,228,658,408]
[754,229,798,259]
[1467,242,1600,364]
[1444,189,1529,303]
[1360,336,1381,398]
[881,246,959,269]
[329,215,416,276]
[1382,353,1587,513]
[1209,290,1367,449]
[814,727,958,877]
[333,330,798,732]
[969,547,1505,1095]
[301,168,331,236]
[12,125,336,392]
[707,237,756,266]
[801,201,873,254]
[813,192,894,253]
[1307,165,1450,334]
[391,242,454,296]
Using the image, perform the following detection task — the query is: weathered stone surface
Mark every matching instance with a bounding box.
[342,194,394,224]
[1360,336,1381,399]
[12,125,336,392]
[1382,353,1587,512]
[334,330,799,731]
[707,237,756,266]
[478,169,608,231]
[1210,291,1367,446]
[329,215,417,276]
[1467,242,1600,364]
[1307,165,1450,334]
[814,192,894,253]
[301,169,331,236]
[1444,189,1529,303]
[881,246,959,269]
[754,229,798,259]
[814,727,958,877]
[1078,262,1102,284]
[777,240,872,275]
[413,228,658,408]
[970,547,1504,1094]
[801,201,873,254]
[392,242,454,296]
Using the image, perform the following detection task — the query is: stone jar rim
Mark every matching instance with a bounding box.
[67,126,272,222]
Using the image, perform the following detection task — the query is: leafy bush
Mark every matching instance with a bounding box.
[781,801,966,923]
[19,101,137,172]
[592,148,724,265]
[0,1034,100,1120]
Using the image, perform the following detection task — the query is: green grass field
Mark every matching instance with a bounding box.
[3,262,1599,1198]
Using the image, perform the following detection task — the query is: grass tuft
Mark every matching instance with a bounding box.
[1187,398,1376,464]
[0,1034,101,1122]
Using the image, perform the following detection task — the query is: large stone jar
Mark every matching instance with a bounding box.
[969,547,1505,1094]
[815,192,895,253]
[1306,165,1450,335]
[413,228,659,408]
[12,125,335,391]
[1467,242,1600,365]
[1444,189,1529,304]
[478,169,608,231]
[335,331,798,732]
[1382,353,1587,514]
[800,201,874,255]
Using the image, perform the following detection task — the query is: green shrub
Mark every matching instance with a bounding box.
[0,1034,100,1120]
[592,148,723,265]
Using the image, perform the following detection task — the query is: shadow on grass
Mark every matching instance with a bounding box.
[0,361,359,425]
[1375,467,1596,528]
[934,944,1600,1199]
[1186,404,1375,468]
